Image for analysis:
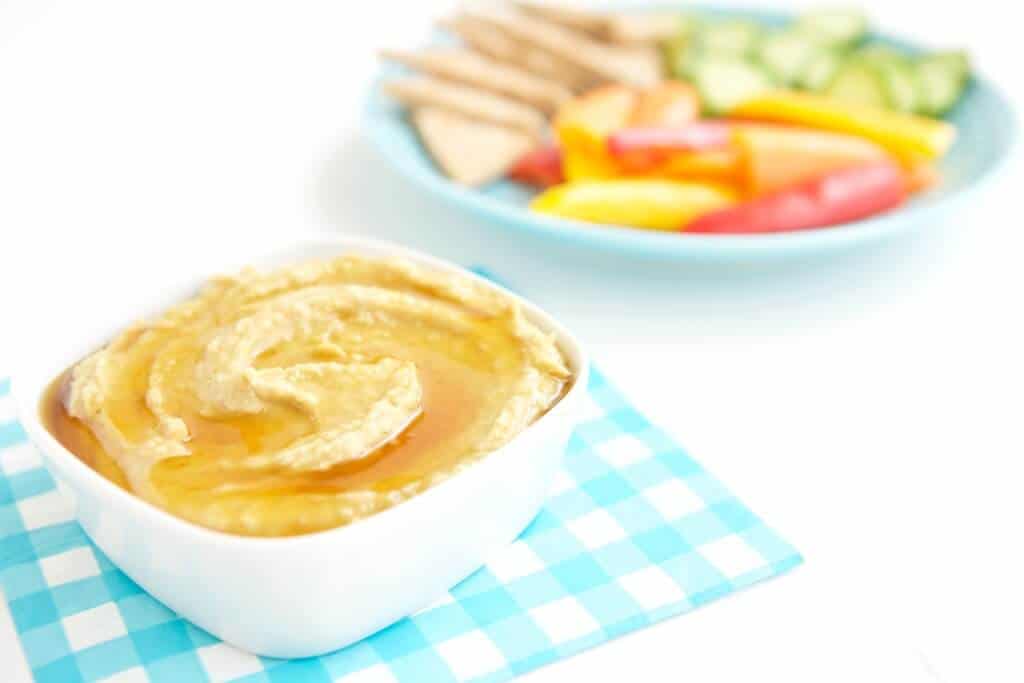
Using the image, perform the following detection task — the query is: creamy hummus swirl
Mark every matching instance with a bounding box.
[61,256,570,536]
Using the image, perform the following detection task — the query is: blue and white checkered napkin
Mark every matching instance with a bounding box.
[0,366,801,682]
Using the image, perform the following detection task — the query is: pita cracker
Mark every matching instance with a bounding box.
[603,13,684,45]
[411,107,534,186]
[379,48,572,114]
[440,15,595,91]
[385,77,547,136]
[464,8,663,87]
[515,2,683,45]
[513,1,607,35]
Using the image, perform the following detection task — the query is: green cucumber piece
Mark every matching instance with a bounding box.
[916,52,969,115]
[674,13,703,40]
[758,30,824,85]
[849,44,924,113]
[926,50,970,83]
[933,50,970,81]
[826,58,925,114]
[825,63,887,109]
[796,8,868,47]
[853,43,912,67]
[875,61,920,113]
[661,36,702,80]
[798,49,843,91]
[699,20,762,57]
[660,16,704,79]
[661,35,686,77]
[692,57,775,115]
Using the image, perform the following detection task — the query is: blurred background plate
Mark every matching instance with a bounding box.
[363,4,1016,262]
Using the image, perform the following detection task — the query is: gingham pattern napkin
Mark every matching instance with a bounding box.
[0,368,801,683]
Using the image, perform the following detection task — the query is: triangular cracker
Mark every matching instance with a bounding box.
[439,14,596,91]
[411,107,535,186]
[380,48,572,114]
[463,8,663,87]
[514,2,683,45]
[385,77,547,136]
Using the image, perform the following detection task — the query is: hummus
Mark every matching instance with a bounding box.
[46,255,571,537]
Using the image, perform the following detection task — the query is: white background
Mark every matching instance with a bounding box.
[1,1,1021,681]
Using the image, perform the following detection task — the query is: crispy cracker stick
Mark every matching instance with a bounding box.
[514,2,683,45]
[602,13,685,45]
[411,107,534,186]
[513,1,607,35]
[464,8,662,87]
[439,15,595,91]
[380,48,572,114]
[385,77,547,137]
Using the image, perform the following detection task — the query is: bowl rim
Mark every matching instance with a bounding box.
[363,3,1019,259]
[10,235,590,549]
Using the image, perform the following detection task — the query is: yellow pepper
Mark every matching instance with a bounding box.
[732,91,956,161]
[555,85,637,182]
[556,82,732,184]
[555,85,637,157]
[561,148,620,181]
[531,179,738,231]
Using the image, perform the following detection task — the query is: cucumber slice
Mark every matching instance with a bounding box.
[854,43,912,67]
[661,36,702,80]
[927,50,970,83]
[660,16,704,79]
[849,44,923,113]
[661,35,686,77]
[826,57,933,114]
[875,61,920,113]
[796,8,868,47]
[758,30,823,85]
[798,49,842,91]
[692,57,775,115]
[916,53,969,116]
[825,63,887,109]
[674,13,703,40]
[699,20,762,57]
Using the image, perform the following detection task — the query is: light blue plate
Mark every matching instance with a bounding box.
[363,6,1017,261]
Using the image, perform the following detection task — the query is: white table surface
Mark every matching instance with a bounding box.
[1,1,1022,681]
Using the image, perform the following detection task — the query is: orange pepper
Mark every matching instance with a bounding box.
[555,82,706,182]
[629,81,700,128]
[650,149,741,184]
[904,162,941,194]
[732,123,890,196]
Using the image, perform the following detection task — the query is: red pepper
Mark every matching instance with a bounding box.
[509,145,565,188]
[607,122,732,172]
[683,161,907,234]
[607,122,732,158]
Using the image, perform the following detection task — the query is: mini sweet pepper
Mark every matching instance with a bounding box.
[731,91,956,161]
[532,179,737,231]
[684,161,907,234]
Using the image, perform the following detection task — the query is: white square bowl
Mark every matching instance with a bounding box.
[11,236,588,658]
